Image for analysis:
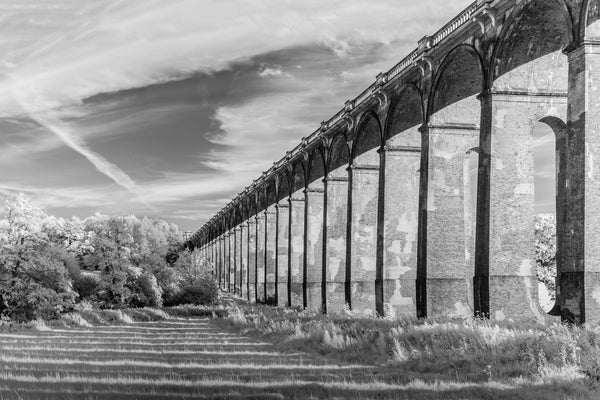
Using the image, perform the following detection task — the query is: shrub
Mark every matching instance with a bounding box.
[130,272,163,308]
[0,279,76,322]
[73,273,101,300]
[170,273,218,306]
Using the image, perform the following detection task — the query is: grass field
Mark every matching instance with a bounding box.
[0,303,598,399]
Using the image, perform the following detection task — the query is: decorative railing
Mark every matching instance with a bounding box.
[197,0,493,239]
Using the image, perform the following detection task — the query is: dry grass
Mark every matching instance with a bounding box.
[214,299,600,399]
[0,301,598,399]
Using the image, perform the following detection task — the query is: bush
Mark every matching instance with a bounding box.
[170,273,218,306]
[130,272,163,308]
[73,273,101,300]
[0,279,76,322]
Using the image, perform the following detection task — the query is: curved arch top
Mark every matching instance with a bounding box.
[428,44,485,125]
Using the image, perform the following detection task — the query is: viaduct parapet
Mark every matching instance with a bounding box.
[186,0,600,324]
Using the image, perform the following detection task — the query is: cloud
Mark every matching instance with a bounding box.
[258,64,294,79]
[0,0,472,228]
[10,78,138,191]
[0,0,467,117]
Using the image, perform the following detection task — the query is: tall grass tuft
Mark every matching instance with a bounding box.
[216,299,600,391]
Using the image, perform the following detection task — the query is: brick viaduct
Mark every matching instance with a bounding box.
[185,0,600,324]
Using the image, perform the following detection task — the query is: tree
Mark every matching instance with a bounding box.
[0,194,76,321]
[535,214,557,299]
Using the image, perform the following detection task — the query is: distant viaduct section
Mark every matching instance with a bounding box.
[186,0,600,324]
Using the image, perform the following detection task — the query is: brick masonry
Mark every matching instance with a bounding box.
[191,0,600,325]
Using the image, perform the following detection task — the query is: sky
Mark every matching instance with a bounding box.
[0,0,555,233]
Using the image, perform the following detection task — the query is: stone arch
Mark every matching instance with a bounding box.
[379,82,424,318]
[491,0,570,93]
[306,145,327,312]
[583,0,600,39]
[534,115,568,316]
[240,200,249,223]
[277,172,291,203]
[328,132,350,178]
[266,179,277,208]
[289,159,307,307]
[352,111,383,165]
[325,132,351,313]
[429,44,485,125]
[420,44,484,319]
[308,146,327,188]
[385,83,424,147]
[291,160,306,193]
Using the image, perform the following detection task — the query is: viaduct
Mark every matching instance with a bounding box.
[185,0,600,325]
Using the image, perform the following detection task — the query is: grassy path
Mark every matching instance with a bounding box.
[0,316,592,399]
[0,317,397,399]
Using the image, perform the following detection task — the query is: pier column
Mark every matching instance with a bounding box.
[349,164,379,315]
[421,124,479,318]
[563,42,600,324]
[227,231,233,293]
[305,187,325,312]
[233,227,240,295]
[325,175,348,313]
[256,213,266,302]
[290,194,305,307]
[277,203,290,307]
[240,222,248,299]
[248,218,257,302]
[266,206,277,303]
[479,92,566,322]
[380,145,420,317]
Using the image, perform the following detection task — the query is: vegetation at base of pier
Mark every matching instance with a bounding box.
[217,299,600,397]
[0,193,218,323]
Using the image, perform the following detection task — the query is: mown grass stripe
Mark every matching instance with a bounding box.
[0,347,289,356]
[0,355,370,370]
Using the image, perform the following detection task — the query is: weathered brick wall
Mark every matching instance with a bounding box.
[265,206,277,302]
[197,0,600,325]
[276,203,290,307]
[289,194,305,307]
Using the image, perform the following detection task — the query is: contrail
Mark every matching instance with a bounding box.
[11,79,138,192]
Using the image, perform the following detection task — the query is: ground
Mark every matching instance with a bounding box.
[0,309,595,399]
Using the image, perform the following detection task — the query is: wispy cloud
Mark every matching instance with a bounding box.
[10,78,138,191]
[0,0,472,229]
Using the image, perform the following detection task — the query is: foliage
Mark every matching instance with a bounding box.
[170,273,219,306]
[0,194,77,321]
[535,214,557,297]
[73,273,102,301]
[0,192,187,321]
[219,300,600,394]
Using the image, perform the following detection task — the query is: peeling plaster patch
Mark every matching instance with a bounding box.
[397,212,417,252]
[495,109,507,129]
[389,239,402,256]
[427,187,436,211]
[517,259,532,277]
[587,143,594,179]
[453,301,471,318]
[523,276,545,323]
[495,310,506,321]
[307,214,322,246]
[292,236,303,252]
[389,280,413,307]
[328,256,342,280]
[329,237,345,251]
[592,286,600,306]
[514,183,534,195]
[433,147,456,160]
[360,256,376,271]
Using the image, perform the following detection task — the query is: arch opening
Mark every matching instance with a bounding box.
[493,0,569,93]
[533,117,567,315]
